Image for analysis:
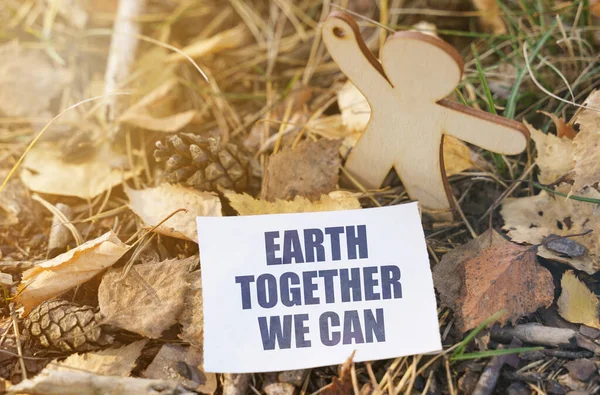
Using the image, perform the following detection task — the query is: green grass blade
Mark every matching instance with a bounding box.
[504,18,559,119]
[452,310,506,358]
[451,347,543,361]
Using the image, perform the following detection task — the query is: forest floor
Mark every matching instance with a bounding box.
[1,0,600,394]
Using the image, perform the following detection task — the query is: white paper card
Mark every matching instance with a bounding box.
[197,203,441,373]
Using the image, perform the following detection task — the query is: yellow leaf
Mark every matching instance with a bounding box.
[527,122,575,184]
[20,142,142,199]
[126,184,222,241]
[224,190,361,216]
[557,271,600,329]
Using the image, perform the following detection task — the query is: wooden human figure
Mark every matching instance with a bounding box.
[322,13,529,213]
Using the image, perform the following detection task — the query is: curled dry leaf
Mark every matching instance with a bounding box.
[17,231,129,315]
[144,344,216,394]
[118,79,196,133]
[539,111,577,139]
[224,190,361,215]
[261,139,342,201]
[98,256,196,338]
[557,271,600,329]
[0,41,71,117]
[126,183,222,241]
[166,25,248,62]
[433,229,554,332]
[52,340,148,377]
[20,142,142,199]
[502,190,600,274]
[336,81,474,176]
[320,351,355,395]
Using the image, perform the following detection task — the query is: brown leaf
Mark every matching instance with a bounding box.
[225,190,361,215]
[178,271,203,347]
[557,271,600,329]
[98,256,196,338]
[52,340,148,376]
[144,344,216,394]
[320,351,355,395]
[17,231,129,315]
[433,229,507,312]
[126,184,222,241]
[261,139,342,201]
[433,230,554,332]
[539,111,577,140]
[0,41,71,117]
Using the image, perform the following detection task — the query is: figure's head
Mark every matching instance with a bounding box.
[322,12,389,81]
[381,32,464,101]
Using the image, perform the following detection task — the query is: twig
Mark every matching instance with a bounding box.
[103,0,147,127]
[10,303,27,380]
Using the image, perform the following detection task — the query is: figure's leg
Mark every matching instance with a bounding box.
[344,124,394,190]
[394,138,451,211]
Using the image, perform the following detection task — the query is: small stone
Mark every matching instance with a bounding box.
[278,369,308,387]
[263,382,295,395]
[579,325,600,339]
[565,359,597,381]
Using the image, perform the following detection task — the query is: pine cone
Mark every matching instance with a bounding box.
[22,299,114,353]
[154,133,251,192]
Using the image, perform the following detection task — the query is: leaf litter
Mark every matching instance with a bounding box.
[1,0,600,393]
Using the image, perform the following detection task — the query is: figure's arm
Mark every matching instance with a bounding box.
[322,13,392,100]
[440,99,529,154]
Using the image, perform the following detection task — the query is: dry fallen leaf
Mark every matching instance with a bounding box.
[433,229,554,332]
[527,123,575,184]
[7,369,182,395]
[502,190,600,274]
[167,25,248,62]
[225,190,361,215]
[336,81,474,176]
[144,344,216,394]
[118,80,196,133]
[261,139,342,201]
[178,271,203,347]
[20,142,141,199]
[52,340,148,376]
[17,231,129,315]
[572,91,600,192]
[98,256,196,338]
[472,0,506,34]
[54,0,88,29]
[0,170,35,227]
[0,41,71,117]
[320,351,355,395]
[126,183,222,241]
[557,271,600,329]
